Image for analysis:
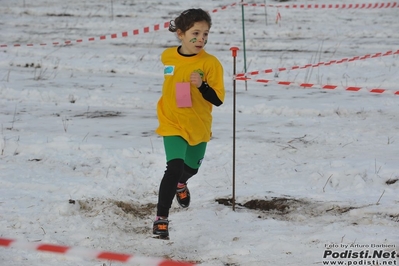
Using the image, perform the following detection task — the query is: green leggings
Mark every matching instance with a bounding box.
[163,136,207,169]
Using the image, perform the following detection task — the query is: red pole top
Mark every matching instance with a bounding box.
[230,47,239,57]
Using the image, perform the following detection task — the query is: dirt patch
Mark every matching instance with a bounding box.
[72,198,155,234]
[215,196,397,223]
[74,111,122,118]
[386,178,398,185]
[75,198,155,219]
[216,197,305,214]
[113,200,156,219]
[46,13,74,17]
[242,198,302,213]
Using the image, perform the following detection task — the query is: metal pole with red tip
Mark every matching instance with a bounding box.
[230,47,239,211]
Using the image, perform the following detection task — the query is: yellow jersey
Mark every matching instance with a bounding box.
[156,47,225,145]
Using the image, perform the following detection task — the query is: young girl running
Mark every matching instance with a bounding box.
[153,8,225,238]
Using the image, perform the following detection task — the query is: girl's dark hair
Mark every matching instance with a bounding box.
[169,8,212,33]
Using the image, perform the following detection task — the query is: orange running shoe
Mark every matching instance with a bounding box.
[176,183,190,208]
[153,218,169,239]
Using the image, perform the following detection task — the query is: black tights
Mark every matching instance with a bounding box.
[156,159,198,217]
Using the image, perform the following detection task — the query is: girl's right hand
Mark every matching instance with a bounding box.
[190,72,203,88]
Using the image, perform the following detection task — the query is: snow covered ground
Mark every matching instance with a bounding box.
[1,0,398,265]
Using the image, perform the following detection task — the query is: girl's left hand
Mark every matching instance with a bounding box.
[190,72,203,88]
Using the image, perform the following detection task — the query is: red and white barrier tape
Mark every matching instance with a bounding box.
[0,3,237,49]
[210,2,238,13]
[1,2,396,48]
[242,2,399,9]
[0,237,196,265]
[236,76,399,96]
[236,49,399,77]
[0,22,170,48]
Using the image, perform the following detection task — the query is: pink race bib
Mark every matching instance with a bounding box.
[175,82,192,107]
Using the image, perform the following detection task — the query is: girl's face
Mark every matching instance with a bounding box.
[177,21,210,55]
